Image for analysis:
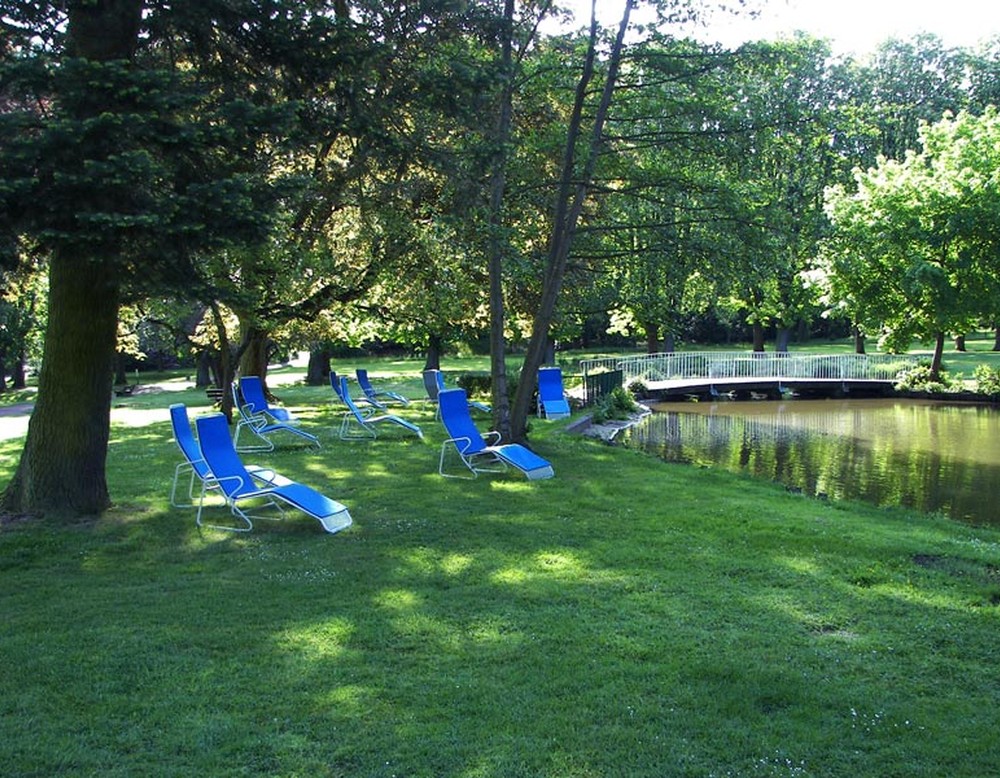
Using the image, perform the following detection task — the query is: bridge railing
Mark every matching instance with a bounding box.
[580,351,920,394]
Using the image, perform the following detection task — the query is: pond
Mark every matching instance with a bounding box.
[621,398,1000,526]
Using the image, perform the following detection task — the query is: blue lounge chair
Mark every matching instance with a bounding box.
[195,413,352,534]
[338,376,423,440]
[422,369,442,404]
[537,366,571,420]
[356,368,409,406]
[423,369,490,419]
[331,371,383,409]
[233,375,320,452]
[169,403,288,510]
[438,388,553,480]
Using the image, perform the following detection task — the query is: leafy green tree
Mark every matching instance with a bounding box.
[823,109,1000,377]
[0,2,335,516]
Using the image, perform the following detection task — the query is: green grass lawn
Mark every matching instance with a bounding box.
[2,357,1000,776]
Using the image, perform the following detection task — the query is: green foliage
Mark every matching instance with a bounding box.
[894,362,958,393]
[627,378,648,397]
[591,385,637,424]
[3,373,1000,775]
[456,372,491,398]
[824,108,1000,362]
[974,364,1000,396]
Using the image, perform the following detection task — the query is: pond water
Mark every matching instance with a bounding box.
[621,398,1000,526]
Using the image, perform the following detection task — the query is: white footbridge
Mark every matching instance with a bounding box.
[580,352,921,401]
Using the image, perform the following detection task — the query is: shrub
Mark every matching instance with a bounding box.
[627,378,648,397]
[591,385,638,424]
[974,364,1000,396]
[456,373,491,398]
[894,362,957,393]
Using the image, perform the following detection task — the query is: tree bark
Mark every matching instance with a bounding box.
[487,0,516,439]
[239,325,270,383]
[195,351,213,388]
[643,321,659,354]
[1,253,120,516]
[424,333,444,372]
[954,334,966,351]
[509,0,634,442]
[306,345,331,385]
[752,322,766,352]
[930,330,945,380]
[11,348,26,390]
[1,0,140,517]
[854,324,866,354]
[211,302,236,422]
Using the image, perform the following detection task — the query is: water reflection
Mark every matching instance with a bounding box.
[621,399,1000,526]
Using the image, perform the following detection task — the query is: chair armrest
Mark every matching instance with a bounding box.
[444,434,475,455]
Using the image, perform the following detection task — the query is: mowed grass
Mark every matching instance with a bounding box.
[2,363,1000,776]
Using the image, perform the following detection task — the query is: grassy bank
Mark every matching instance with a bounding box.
[2,363,1000,776]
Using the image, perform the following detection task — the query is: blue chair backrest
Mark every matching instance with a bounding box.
[439,389,487,455]
[170,404,211,480]
[330,371,344,401]
[356,368,373,392]
[195,414,257,499]
[538,367,565,400]
[422,370,441,401]
[339,376,366,421]
[238,376,270,414]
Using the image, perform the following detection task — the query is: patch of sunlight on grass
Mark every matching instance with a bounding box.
[490,550,590,586]
[323,684,374,711]
[441,552,475,576]
[875,581,970,611]
[779,555,821,575]
[276,620,354,660]
[375,588,420,611]
[488,479,539,495]
[492,566,529,585]
[534,550,586,577]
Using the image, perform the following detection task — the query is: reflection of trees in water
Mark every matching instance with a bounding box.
[623,407,1000,526]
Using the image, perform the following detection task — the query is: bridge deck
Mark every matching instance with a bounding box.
[647,376,896,397]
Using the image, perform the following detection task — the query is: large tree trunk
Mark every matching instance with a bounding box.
[305,345,331,385]
[643,321,659,354]
[211,303,236,422]
[1,253,120,516]
[195,350,214,388]
[1,0,140,517]
[930,331,945,380]
[11,347,26,390]
[854,324,866,354]
[486,0,515,438]
[239,325,270,382]
[425,333,444,372]
[509,0,633,442]
[752,322,766,352]
[954,334,966,352]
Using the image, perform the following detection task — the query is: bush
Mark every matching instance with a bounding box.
[591,385,638,424]
[974,364,1000,396]
[894,362,958,393]
[456,373,491,398]
[627,378,648,397]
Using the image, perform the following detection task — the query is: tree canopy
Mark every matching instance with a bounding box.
[5,0,1000,516]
